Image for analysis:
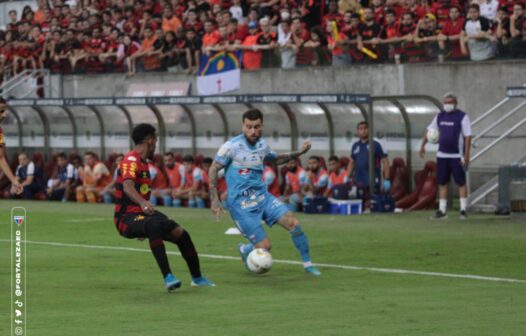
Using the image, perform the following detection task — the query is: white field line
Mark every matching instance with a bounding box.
[61,218,107,223]
[0,239,524,284]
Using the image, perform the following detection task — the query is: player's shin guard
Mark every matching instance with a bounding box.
[149,239,172,277]
[195,197,205,208]
[289,225,312,266]
[174,230,201,278]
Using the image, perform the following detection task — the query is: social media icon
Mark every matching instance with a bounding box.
[15,309,22,317]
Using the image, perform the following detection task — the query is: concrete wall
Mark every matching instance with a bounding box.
[60,60,526,119]
[58,61,526,177]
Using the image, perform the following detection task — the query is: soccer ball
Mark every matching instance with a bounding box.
[246,248,272,274]
[426,128,440,144]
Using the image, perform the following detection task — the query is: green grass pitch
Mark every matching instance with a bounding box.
[1,200,525,335]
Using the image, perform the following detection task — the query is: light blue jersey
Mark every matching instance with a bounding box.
[214,134,288,244]
[215,134,278,201]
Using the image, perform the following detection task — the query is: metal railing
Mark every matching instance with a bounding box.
[1,69,50,98]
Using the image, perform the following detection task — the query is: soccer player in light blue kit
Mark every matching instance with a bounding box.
[208,108,321,276]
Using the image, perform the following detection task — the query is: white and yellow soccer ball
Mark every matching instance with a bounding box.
[426,128,440,144]
[246,248,273,274]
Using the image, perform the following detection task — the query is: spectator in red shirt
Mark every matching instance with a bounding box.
[184,10,204,34]
[240,21,263,70]
[202,20,221,55]
[438,6,466,60]
[322,0,344,28]
[257,17,279,67]
[359,7,384,62]
[291,17,312,66]
[414,13,441,61]
[162,5,183,33]
[326,20,352,65]
[118,34,141,76]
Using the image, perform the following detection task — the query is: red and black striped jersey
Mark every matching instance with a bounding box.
[114,150,152,225]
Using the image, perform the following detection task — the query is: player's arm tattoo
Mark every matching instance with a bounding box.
[208,161,224,205]
[274,150,305,165]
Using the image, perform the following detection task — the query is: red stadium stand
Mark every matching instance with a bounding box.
[395,161,437,211]
[389,157,408,201]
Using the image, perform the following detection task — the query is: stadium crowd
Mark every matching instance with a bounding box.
[1,0,525,77]
[1,149,364,211]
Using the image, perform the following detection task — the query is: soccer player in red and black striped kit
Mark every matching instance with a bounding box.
[114,123,214,291]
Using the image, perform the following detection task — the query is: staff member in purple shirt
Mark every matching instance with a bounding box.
[420,93,472,220]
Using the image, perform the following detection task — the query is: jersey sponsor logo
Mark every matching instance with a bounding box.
[354,146,360,154]
[134,215,145,221]
[127,156,137,161]
[440,121,455,126]
[238,168,250,175]
[139,184,150,195]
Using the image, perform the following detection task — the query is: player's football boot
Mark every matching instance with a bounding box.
[191,276,216,287]
[459,210,468,220]
[164,273,182,292]
[430,210,448,220]
[304,265,321,276]
[237,243,250,270]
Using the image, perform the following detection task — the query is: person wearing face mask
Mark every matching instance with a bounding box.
[420,93,472,220]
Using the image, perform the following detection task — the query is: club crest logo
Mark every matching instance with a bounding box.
[13,216,25,226]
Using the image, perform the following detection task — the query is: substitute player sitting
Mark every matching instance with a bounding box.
[114,123,214,291]
[209,109,321,276]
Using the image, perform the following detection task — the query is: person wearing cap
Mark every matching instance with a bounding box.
[414,13,441,61]
[239,21,263,70]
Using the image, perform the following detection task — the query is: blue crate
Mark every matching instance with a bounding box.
[328,199,363,215]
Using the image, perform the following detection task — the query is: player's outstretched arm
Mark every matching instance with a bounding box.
[209,160,225,222]
[274,140,312,165]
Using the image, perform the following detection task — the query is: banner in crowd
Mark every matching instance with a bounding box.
[197,51,242,96]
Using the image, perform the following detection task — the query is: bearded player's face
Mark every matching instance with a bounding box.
[242,118,263,145]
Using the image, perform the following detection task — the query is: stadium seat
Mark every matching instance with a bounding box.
[395,161,437,211]
[44,155,58,180]
[389,157,408,201]
[339,156,350,170]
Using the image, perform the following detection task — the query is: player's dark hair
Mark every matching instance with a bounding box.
[203,157,213,165]
[469,3,480,11]
[57,152,67,159]
[163,152,174,157]
[84,151,96,157]
[309,155,320,162]
[132,123,156,145]
[328,155,339,162]
[357,121,368,129]
[183,154,194,163]
[242,108,263,123]
[514,2,525,9]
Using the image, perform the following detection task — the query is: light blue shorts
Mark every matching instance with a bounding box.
[228,192,290,244]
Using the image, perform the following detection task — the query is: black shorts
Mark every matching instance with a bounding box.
[116,211,179,239]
